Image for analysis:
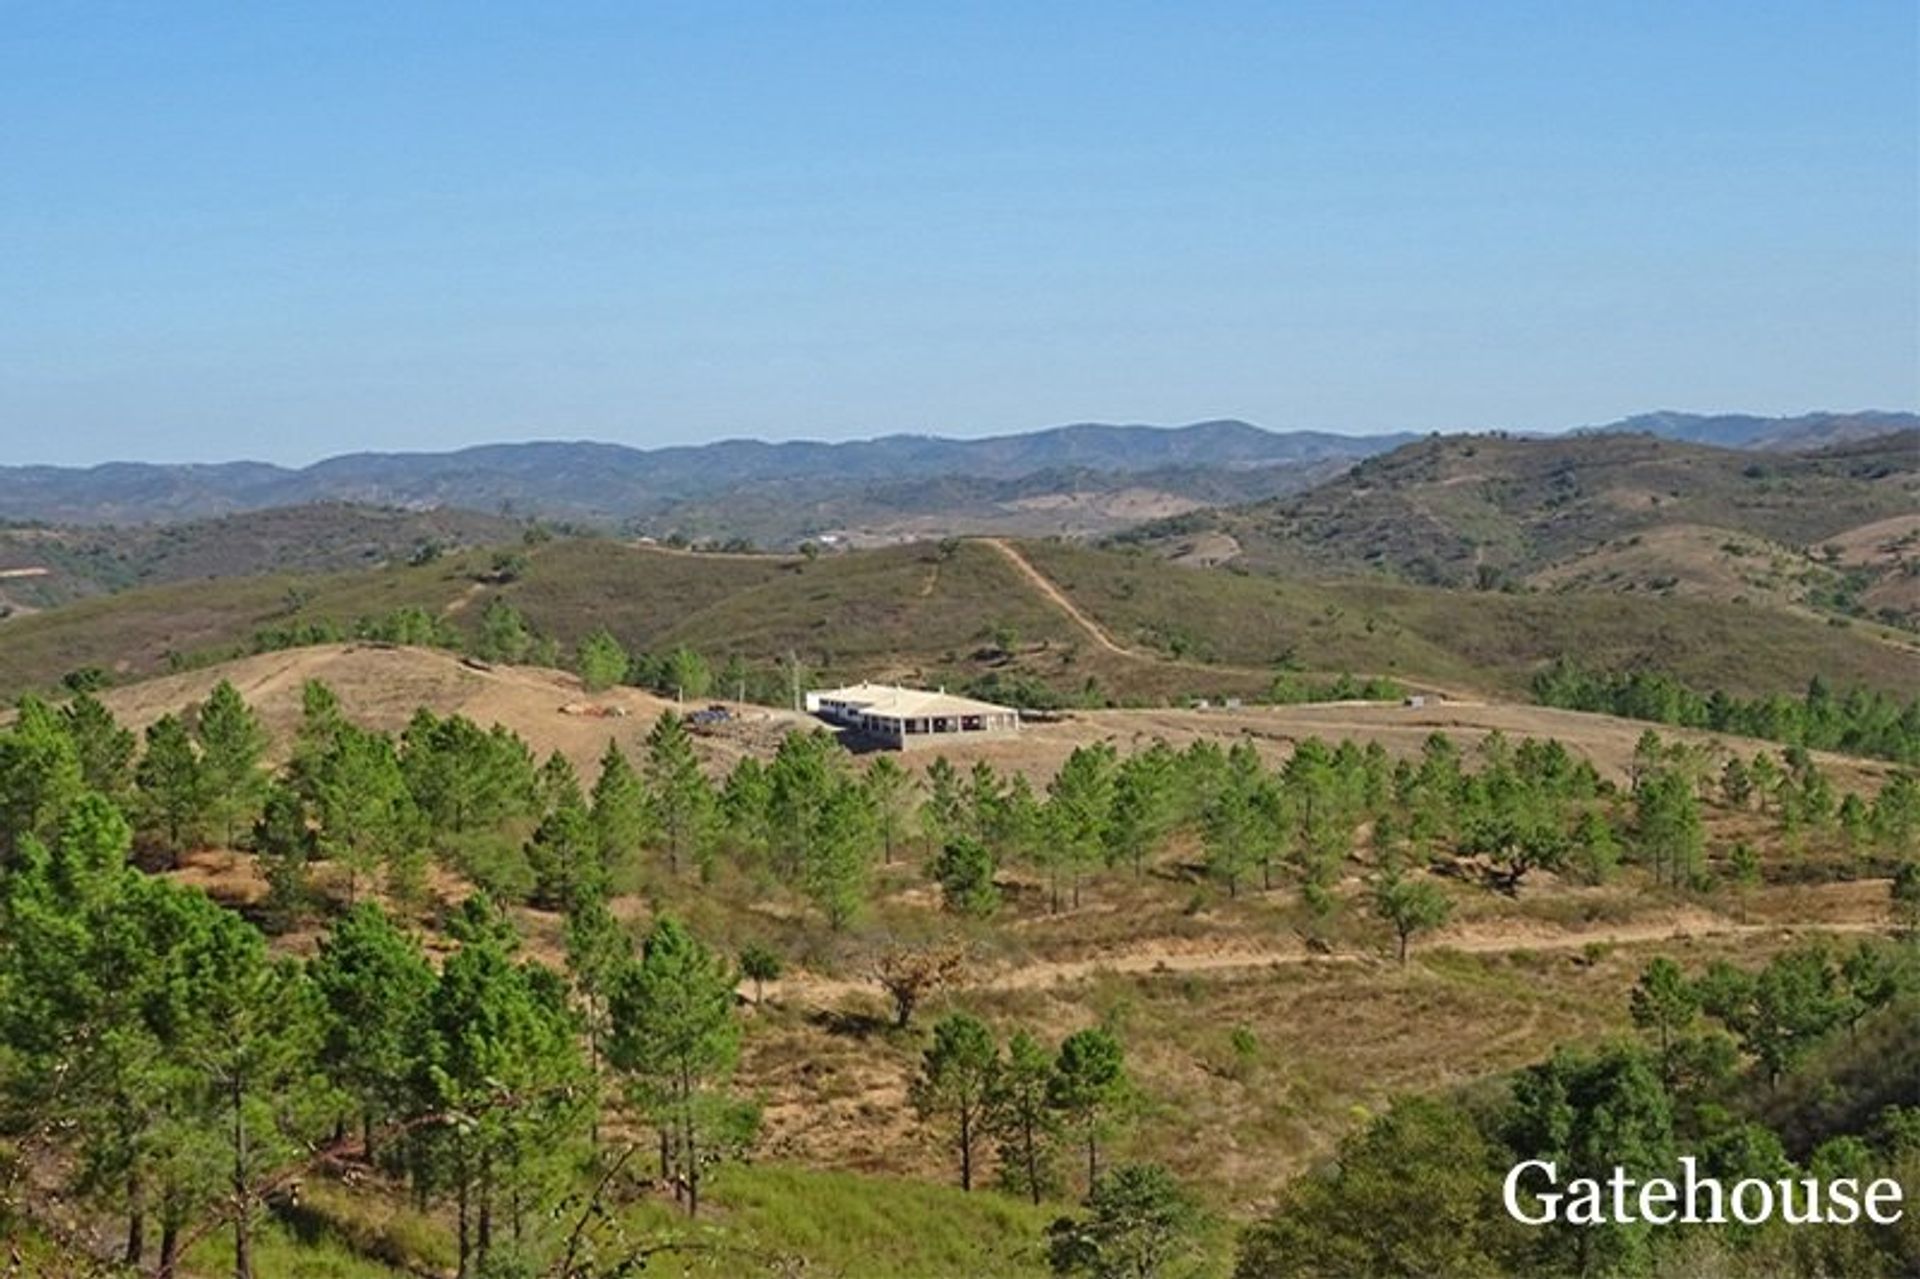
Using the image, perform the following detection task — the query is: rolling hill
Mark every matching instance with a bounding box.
[0,503,522,614]
[1127,430,1920,628]
[1,532,1913,710]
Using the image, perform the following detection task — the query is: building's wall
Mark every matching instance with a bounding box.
[888,721,1019,751]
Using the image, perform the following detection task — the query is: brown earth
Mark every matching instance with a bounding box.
[1825,512,1920,567]
[907,699,1898,793]
[82,643,819,776]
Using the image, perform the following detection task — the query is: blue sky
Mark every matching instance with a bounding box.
[2,2,1915,465]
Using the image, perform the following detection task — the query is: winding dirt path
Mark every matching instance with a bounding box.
[981,536,1132,656]
[978,536,1483,700]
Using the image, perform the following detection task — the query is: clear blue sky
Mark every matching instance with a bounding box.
[3,2,1915,465]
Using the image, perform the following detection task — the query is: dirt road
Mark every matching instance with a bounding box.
[981,536,1133,656]
[758,905,1892,1007]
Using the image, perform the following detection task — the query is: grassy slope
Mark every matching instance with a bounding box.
[2,532,1915,705]
[145,1162,1062,1279]
[1017,539,1920,698]
[510,537,1079,661]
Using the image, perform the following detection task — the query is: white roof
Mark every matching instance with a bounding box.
[813,682,1016,719]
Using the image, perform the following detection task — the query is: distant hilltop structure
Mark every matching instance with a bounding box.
[805,682,1020,749]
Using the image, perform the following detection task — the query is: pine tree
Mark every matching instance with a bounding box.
[911,1013,999,1192]
[1050,1027,1131,1191]
[739,943,782,1006]
[169,897,324,1279]
[0,795,190,1266]
[665,646,712,701]
[0,695,86,863]
[990,1029,1060,1204]
[564,894,630,1149]
[310,724,418,905]
[589,740,650,884]
[607,917,748,1217]
[253,780,316,926]
[1890,861,1920,937]
[1106,742,1177,878]
[136,713,209,861]
[720,755,774,866]
[526,800,603,913]
[1635,769,1704,889]
[536,749,585,816]
[864,754,914,865]
[934,835,1000,917]
[802,781,877,929]
[920,756,965,856]
[1874,773,1920,856]
[423,913,588,1272]
[1048,1163,1199,1279]
[309,903,435,1160]
[476,597,534,663]
[1202,753,1261,898]
[195,680,269,848]
[1047,744,1116,910]
[60,690,136,803]
[576,628,630,692]
[401,711,538,835]
[1504,1047,1675,1275]
[1628,957,1697,1083]
[645,712,715,876]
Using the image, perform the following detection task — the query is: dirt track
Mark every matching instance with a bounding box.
[981,536,1133,655]
[759,898,1896,1008]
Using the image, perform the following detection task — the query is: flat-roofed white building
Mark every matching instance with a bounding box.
[804,682,1019,749]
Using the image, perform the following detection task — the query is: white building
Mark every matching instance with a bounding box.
[804,682,1020,749]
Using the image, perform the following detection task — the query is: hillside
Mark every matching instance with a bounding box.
[1128,431,1920,628]
[628,459,1360,547]
[1,532,1914,711]
[0,503,522,614]
[6,639,1914,1278]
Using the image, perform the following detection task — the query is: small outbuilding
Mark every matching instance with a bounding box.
[805,683,1019,749]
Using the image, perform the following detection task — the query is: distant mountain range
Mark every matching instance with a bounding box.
[0,420,1410,530]
[1,412,1910,535]
[1579,409,1917,452]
